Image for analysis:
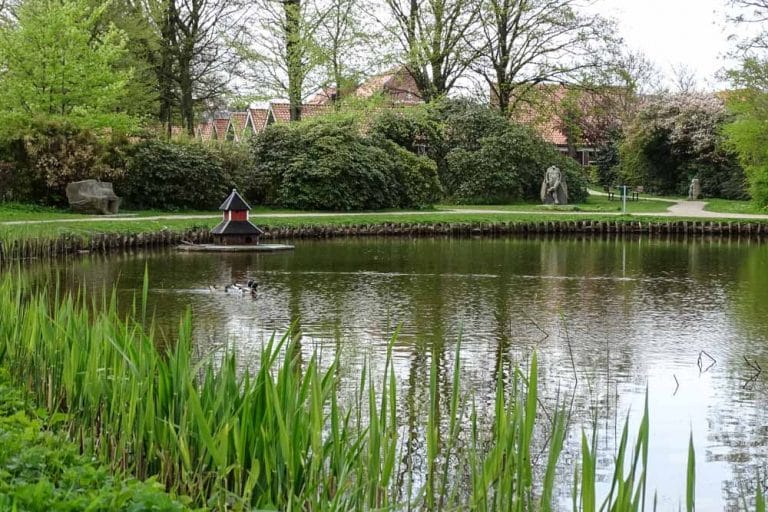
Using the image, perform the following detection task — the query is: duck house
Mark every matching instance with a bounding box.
[211,189,264,245]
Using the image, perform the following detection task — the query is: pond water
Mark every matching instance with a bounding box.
[37,236,768,509]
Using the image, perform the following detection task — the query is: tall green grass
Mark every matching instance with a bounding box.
[0,273,762,510]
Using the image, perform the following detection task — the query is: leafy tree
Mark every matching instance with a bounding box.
[593,131,621,188]
[315,0,384,103]
[148,0,241,134]
[619,93,746,198]
[90,0,160,119]
[724,61,768,206]
[0,0,134,135]
[723,1,768,206]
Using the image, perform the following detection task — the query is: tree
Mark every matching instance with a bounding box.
[726,0,768,54]
[90,0,161,118]
[383,0,482,101]
[242,0,328,120]
[315,0,381,103]
[619,93,746,198]
[150,0,242,134]
[723,0,768,206]
[477,0,619,116]
[724,59,768,206]
[0,0,134,134]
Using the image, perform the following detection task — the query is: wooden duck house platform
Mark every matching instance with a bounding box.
[177,243,294,253]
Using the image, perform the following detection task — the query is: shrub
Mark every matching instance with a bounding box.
[120,140,230,210]
[381,140,443,207]
[370,99,587,205]
[0,377,188,511]
[204,141,254,195]
[444,123,588,204]
[0,121,123,205]
[251,117,441,210]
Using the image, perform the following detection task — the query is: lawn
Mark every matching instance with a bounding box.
[703,198,768,215]
[442,192,673,214]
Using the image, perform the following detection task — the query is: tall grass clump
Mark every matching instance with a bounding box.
[0,272,762,510]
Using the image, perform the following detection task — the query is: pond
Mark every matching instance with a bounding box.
[37,236,768,509]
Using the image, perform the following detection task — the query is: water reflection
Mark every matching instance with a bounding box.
[28,235,768,509]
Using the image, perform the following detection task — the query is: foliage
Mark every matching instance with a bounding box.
[383,0,480,101]
[479,0,620,116]
[444,124,588,204]
[0,120,126,205]
[0,0,135,136]
[393,101,588,204]
[120,140,233,210]
[593,130,622,187]
[724,59,768,207]
[251,116,441,210]
[0,377,187,511]
[619,93,747,198]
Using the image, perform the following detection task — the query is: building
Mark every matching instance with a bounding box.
[307,66,423,106]
[211,189,264,245]
[196,66,423,142]
[492,83,630,166]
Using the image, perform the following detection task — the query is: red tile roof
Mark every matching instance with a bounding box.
[213,118,229,139]
[197,122,214,141]
[269,102,291,123]
[301,104,333,119]
[355,66,423,105]
[513,105,568,146]
[503,84,617,147]
[307,86,337,105]
[247,107,269,133]
[228,112,248,140]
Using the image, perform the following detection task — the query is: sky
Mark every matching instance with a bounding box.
[589,0,734,90]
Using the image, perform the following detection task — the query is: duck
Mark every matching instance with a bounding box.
[224,280,258,296]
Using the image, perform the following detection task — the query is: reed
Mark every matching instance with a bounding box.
[0,272,761,510]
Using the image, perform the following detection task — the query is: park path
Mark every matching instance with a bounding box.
[3,198,768,226]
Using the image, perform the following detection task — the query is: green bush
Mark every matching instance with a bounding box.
[251,116,441,210]
[369,99,587,205]
[444,123,588,204]
[0,378,188,511]
[120,140,232,210]
[0,120,123,205]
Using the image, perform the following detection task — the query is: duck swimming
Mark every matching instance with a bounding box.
[224,280,258,296]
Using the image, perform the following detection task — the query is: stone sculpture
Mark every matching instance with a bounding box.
[540,165,568,205]
[66,179,121,214]
[688,177,701,200]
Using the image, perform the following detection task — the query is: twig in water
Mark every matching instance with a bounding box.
[673,374,680,396]
[522,309,550,345]
[697,350,717,373]
[743,356,762,390]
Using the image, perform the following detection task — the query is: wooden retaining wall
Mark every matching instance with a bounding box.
[2,220,768,263]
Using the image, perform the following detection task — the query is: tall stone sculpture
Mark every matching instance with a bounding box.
[688,177,701,200]
[540,166,568,205]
